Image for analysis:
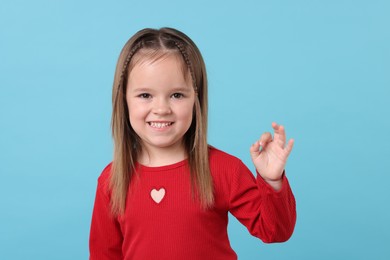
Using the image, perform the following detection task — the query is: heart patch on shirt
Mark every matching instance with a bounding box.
[151,188,165,204]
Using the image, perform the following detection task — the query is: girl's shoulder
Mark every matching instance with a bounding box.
[208,146,254,196]
[209,145,241,163]
[93,162,113,196]
[99,162,112,177]
[208,146,244,170]
[97,162,113,185]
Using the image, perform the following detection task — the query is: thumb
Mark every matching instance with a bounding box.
[249,141,261,159]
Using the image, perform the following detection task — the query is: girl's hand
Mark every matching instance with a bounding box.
[250,122,294,190]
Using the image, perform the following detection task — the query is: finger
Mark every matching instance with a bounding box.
[284,139,294,157]
[259,132,273,147]
[249,141,261,158]
[272,122,286,147]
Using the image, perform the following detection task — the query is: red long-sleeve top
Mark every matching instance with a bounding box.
[90,147,296,259]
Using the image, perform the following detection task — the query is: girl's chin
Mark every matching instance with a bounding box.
[142,140,185,151]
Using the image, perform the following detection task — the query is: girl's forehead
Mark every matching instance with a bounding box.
[127,52,194,90]
[131,50,181,67]
[129,50,191,81]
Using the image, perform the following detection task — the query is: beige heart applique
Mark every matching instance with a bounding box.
[151,188,165,204]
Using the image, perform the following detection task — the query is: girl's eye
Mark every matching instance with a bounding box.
[139,93,151,99]
[171,93,184,99]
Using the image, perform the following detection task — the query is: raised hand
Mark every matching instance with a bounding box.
[250,122,294,189]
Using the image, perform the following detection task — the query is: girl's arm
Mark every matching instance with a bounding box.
[228,162,296,243]
[228,123,296,242]
[89,167,123,260]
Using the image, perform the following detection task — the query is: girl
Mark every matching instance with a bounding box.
[89,27,296,260]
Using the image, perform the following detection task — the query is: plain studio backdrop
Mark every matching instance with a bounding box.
[0,0,389,259]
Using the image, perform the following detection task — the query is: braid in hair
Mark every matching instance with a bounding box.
[118,40,144,92]
[173,40,198,93]
[112,40,145,142]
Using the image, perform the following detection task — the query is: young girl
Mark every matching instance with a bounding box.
[89,27,296,260]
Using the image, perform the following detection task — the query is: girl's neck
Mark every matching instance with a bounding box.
[138,144,187,167]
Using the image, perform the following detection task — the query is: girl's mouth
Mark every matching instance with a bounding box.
[148,122,173,129]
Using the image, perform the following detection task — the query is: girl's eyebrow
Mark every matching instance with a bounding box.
[131,87,153,93]
[170,87,193,93]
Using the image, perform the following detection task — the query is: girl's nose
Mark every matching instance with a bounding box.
[152,98,172,115]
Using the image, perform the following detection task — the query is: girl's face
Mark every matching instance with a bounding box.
[126,54,195,160]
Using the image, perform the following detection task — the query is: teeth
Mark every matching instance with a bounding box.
[149,122,172,128]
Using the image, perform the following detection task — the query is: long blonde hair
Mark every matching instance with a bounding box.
[110,27,213,216]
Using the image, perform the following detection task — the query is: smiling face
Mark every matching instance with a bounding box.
[126,53,195,164]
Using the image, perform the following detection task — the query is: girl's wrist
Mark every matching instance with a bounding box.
[260,170,284,182]
[260,171,285,191]
[264,178,283,191]
[263,177,283,183]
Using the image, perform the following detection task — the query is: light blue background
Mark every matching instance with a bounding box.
[1,0,389,259]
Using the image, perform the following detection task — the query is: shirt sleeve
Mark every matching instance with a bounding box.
[228,161,296,243]
[89,168,123,260]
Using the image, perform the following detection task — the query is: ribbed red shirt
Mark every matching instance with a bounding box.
[89,147,296,259]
